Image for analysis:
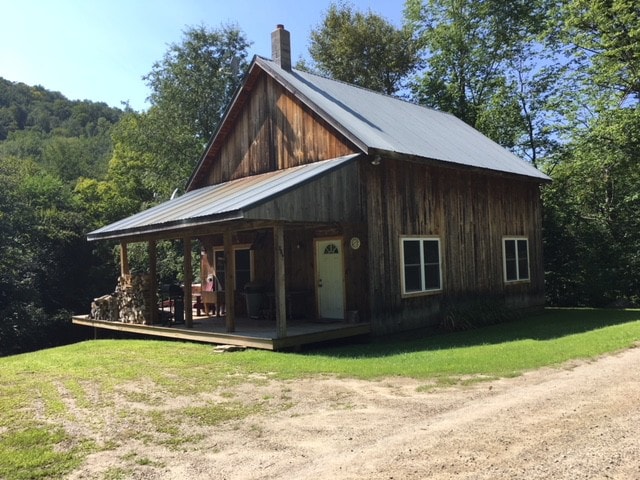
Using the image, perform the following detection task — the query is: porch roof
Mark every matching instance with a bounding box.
[87,153,360,242]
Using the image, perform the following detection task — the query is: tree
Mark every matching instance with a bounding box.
[108,24,252,202]
[559,0,640,106]
[90,24,253,291]
[0,156,93,355]
[543,107,640,306]
[404,0,552,158]
[308,2,421,95]
[144,24,251,143]
[540,0,640,307]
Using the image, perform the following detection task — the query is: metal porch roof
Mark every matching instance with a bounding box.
[88,153,360,241]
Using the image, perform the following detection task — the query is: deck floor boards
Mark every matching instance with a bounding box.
[72,314,371,350]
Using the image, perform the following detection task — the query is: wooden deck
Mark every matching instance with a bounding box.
[71,314,371,351]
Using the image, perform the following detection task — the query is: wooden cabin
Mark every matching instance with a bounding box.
[74,25,550,349]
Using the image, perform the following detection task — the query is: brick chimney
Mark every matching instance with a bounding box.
[271,24,291,71]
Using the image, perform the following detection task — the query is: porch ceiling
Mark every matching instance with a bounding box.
[87,153,361,242]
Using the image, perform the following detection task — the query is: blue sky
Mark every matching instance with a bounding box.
[0,0,404,111]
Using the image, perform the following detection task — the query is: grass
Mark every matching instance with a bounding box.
[0,308,639,478]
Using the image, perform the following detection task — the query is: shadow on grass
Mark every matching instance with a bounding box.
[305,308,640,358]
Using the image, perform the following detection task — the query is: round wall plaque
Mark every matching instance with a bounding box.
[350,237,361,250]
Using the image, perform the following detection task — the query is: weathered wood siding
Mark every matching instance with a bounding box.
[199,222,369,321]
[364,159,545,334]
[245,159,363,224]
[201,72,357,186]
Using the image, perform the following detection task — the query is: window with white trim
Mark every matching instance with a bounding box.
[503,237,529,282]
[401,237,442,294]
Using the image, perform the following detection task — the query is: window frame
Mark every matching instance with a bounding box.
[400,236,443,297]
[502,236,530,283]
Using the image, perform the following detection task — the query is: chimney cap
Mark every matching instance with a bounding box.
[276,24,285,29]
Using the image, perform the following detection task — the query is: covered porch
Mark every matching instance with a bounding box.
[74,155,371,350]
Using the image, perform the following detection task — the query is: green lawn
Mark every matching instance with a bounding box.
[1,308,639,479]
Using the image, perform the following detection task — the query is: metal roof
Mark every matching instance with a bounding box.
[88,153,360,241]
[256,57,550,182]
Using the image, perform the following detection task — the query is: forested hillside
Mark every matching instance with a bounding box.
[0,78,123,355]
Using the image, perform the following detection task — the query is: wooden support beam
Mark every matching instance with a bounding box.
[183,237,193,328]
[273,224,287,338]
[224,230,236,332]
[120,241,130,276]
[148,240,157,325]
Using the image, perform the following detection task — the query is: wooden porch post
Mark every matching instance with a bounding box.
[183,237,193,328]
[273,224,287,338]
[148,240,157,325]
[120,241,130,276]
[224,230,235,332]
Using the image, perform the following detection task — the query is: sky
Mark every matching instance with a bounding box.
[0,0,405,111]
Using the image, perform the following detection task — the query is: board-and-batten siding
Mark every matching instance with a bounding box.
[364,159,545,333]
[203,72,357,187]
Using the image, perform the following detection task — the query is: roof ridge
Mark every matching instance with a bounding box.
[257,55,454,119]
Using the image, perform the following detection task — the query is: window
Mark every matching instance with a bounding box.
[503,237,529,282]
[214,247,253,291]
[401,237,442,295]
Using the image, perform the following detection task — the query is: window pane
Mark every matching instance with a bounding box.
[504,239,517,281]
[505,259,518,281]
[424,264,440,290]
[517,240,529,280]
[404,265,422,292]
[504,240,516,261]
[235,250,250,270]
[423,240,439,264]
[403,240,420,265]
[235,249,251,290]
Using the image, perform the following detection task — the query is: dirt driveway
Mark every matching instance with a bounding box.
[70,346,640,479]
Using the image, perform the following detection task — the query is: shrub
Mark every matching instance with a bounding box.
[439,296,520,332]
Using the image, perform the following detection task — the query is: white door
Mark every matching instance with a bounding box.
[315,239,345,319]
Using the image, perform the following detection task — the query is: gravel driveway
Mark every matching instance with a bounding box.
[70,346,640,479]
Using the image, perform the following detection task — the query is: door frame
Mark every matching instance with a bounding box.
[314,236,346,320]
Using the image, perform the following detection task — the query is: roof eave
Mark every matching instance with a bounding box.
[370,147,551,183]
[87,210,246,242]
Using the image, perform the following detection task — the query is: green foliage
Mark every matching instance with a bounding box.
[0,81,122,338]
[0,77,121,180]
[560,0,640,106]
[405,0,531,123]
[405,0,560,163]
[105,24,252,203]
[542,107,640,306]
[122,240,196,285]
[145,24,251,143]
[309,2,422,94]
